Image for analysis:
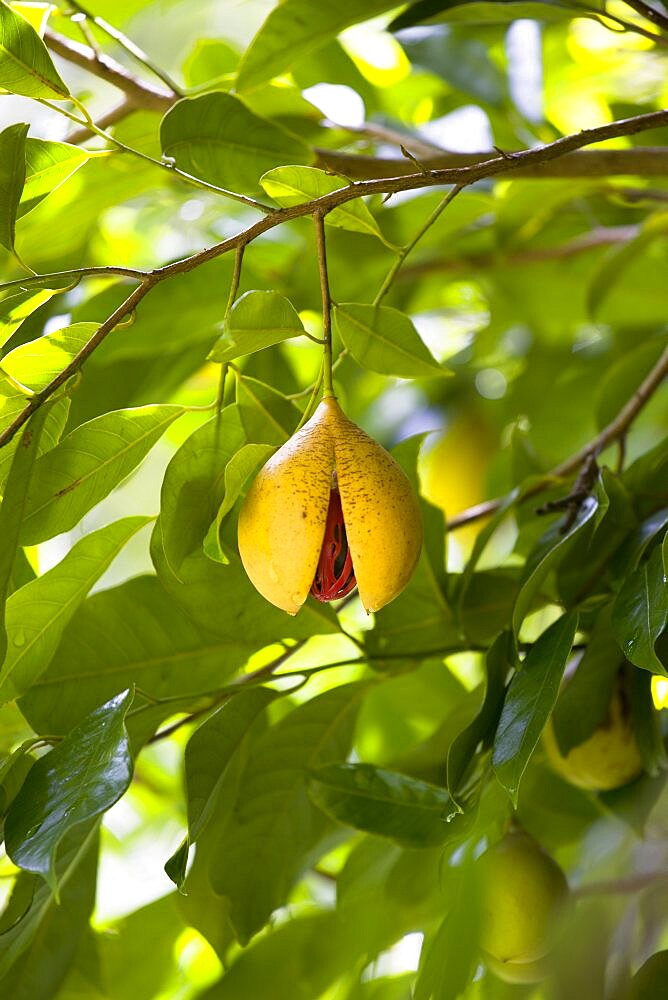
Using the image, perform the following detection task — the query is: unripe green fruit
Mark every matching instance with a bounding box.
[479,829,570,965]
[543,682,642,792]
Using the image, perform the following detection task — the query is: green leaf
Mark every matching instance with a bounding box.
[0,404,52,669]
[455,486,521,625]
[333,303,446,379]
[236,0,401,91]
[0,830,98,999]
[610,506,668,583]
[20,139,96,219]
[166,686,281,887]
[16,575,253,737]
[512,492,600,637]
[308,762,455,847]
[5,690,132,891]
[0,0,69,99]
[627,950,668,999]
[493,611,579,807]
[160,92,312,194]
[235,374,297,445]
[447,631,510,808]
[209,290,306,363]
[0,286,62,352]
[203,442,275,564]
[0,393,70,495]
[413,855,482,1000]
[19,403,184,545]
[391,0,600,29]
[261,166,392,245]
[0,123,28,255]
[209,682,366,943]
[2,322,97,392]
[159,407,247,574]
[588,219,668,318]
[551,604,623,755]
[612,540,668,676]
[0,516,151,702]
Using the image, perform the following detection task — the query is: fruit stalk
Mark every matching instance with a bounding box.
[314,210,334,397]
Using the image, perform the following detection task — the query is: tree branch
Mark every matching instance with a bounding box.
[447,345,668,531]
[2,109,668,451]
[621,0,668,33]
[573,870,668,898]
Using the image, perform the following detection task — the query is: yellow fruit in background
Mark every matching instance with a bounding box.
[485,952,551,985]
[543,681,643,792]
[479,829,571,965]
[237,396,422,615]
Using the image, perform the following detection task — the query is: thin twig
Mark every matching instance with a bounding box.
[619,0,668,33]
[373,184,463,305]
[447,345,668,531]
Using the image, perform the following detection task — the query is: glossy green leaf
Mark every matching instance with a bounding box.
[551,604,623,755]
[0,829,98,999]
[209,290,305,363]
[493,611,579,807]
[160,92,312,193]
[159,407,247,574]
[2,322,97,391]
[308,762,454,847]
[0,1,69,99]
[236,0,401,91]
[611,506,668,583]
[17,574,252,737]
[210,682,366,943]
[391,0,600,29]
[19,404,184,545]
[447,631,510,808]
[512,492,600,636]
[261,166,391,244]
[0,516,151,702]
[0,122,28,254]
[333,303,446,378]
[0,404,52,669]
[5,690,132,890]
[0,286,61,351]
[203,442,275,563]
[612,540,668,676]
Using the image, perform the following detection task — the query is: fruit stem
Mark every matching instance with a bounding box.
[314,211,335,397]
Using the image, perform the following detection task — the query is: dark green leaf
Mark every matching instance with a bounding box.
[308,762,455,847]
[551,604,623,755]
[447,631,510,808]
[160,93,312,194]
[0,516,151,702]
[20,404,184,545]
[0,829,97,999]
[5,690,133,890]
[630,668,667,777]
[334,303,447,379]
[493,611,579,806]
[391,0,600,29]
[627,950,668,1000]
[210,682,366,943]
[512,493,600,636]
[612,540,668,675]
[0,122,28,255]
[209,290,305,363]
[0,1,69,99]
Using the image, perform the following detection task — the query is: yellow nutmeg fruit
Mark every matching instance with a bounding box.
[237,396,423,615]
[543,678,643,792]
[479,829,571,966]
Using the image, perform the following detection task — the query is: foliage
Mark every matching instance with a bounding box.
[0,1,667,998]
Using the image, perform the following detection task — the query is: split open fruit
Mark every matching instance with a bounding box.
[237,396,423,615]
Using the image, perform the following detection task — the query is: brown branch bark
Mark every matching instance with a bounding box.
[45,28,668,178]
[2,109,668,452]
